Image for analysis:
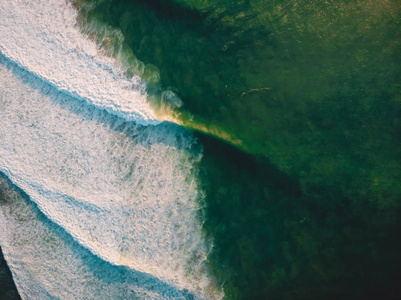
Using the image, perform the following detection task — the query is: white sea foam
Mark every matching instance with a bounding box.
[0,56,222,299]
[0,1,223,298]
[0,175,201,299]
[0,0,159,125]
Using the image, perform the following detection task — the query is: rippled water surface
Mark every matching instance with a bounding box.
[1,0,401,299]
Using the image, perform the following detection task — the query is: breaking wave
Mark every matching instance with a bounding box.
[0,0,222,299]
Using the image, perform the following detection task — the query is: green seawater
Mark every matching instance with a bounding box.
[73,0,401,298]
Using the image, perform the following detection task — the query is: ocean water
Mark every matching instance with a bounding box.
[1,0,401,299]
[0,1,220,299]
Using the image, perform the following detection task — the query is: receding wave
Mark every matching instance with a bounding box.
[0,0,222,299]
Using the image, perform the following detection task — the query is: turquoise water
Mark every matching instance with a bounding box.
[73,0,401,298]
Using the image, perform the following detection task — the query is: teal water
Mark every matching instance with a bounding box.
[31,0,401,298]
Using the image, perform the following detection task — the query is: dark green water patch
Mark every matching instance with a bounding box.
[197,132,401,299]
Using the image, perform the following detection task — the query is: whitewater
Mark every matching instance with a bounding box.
[0,0,222,299]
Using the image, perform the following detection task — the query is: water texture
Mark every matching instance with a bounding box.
[72,0,401,298]
[1,0,401,299]
[0,0,222,299]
